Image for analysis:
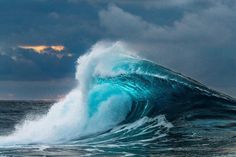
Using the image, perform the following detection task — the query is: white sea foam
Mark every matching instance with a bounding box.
[0,41,133,145]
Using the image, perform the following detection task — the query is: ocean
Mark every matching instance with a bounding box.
[0,42,236,156]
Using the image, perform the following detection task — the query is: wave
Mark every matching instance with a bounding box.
[0,41,235,146]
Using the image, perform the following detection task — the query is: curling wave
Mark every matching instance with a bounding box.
[0,42,236,148]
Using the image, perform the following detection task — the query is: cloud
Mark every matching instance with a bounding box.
[99,3,236,45]
[99,5,158,40]
[99,3,236,96]
[0,0,98,92]
[0,46,76,81]
[18,45,73,59]
[19,45,65,53]
[0,0,236,98]
[138,0,196,9]
[0,0,101,57]
[80,0,197,9]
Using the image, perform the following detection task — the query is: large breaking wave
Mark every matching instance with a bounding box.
[0,42,236,151]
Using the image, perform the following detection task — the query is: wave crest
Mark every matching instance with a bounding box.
[0,41,235,146]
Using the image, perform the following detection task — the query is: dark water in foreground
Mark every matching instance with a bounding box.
[0,99,236,156]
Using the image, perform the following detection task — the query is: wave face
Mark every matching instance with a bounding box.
[0,42,236,156]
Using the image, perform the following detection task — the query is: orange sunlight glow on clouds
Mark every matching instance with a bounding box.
[19,45,65,53]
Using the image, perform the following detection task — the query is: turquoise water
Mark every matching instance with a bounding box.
[0,42,236,156]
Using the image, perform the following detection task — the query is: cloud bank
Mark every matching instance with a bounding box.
[0,0,235,99]
[99,2,236,96]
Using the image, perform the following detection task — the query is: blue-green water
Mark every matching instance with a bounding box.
[0,42,236,156]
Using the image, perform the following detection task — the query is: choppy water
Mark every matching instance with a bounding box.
[0,42,236,156]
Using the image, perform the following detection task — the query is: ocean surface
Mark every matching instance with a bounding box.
[0,42,236,156]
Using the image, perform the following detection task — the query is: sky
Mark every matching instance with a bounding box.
[0,0,235,100]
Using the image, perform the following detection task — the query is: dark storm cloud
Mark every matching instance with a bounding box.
[98,1,236,97]
[0,0,236,99]
[0,0,103,99]
[0,0,103,52]
[0,47,75,81]
[0,0,102,81]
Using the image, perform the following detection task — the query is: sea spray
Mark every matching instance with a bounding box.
[0,42,133,144]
